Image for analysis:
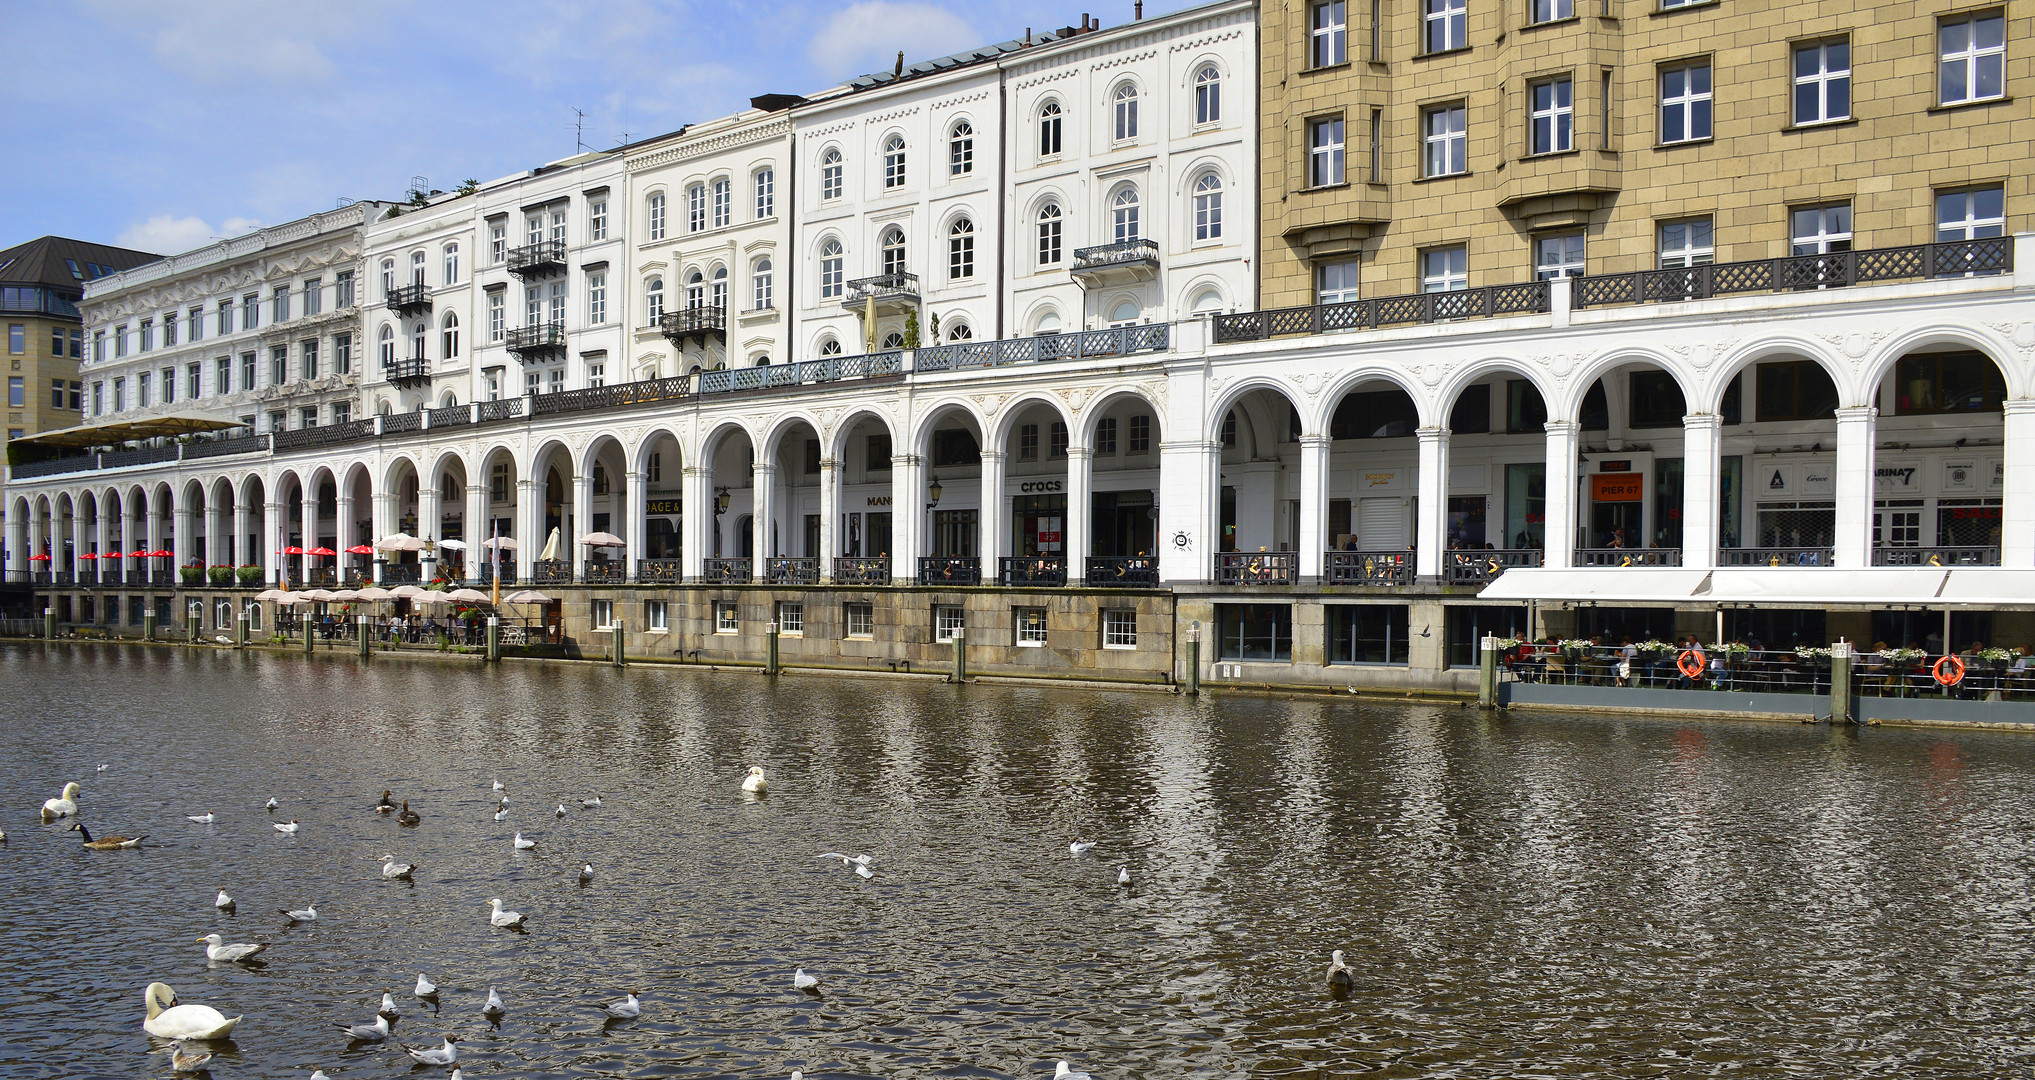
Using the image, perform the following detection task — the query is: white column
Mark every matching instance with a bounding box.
[1543,421,1580,569]
[174,501,193,581]
[417,486,439,582]
[94,503,110,584]
[977,449,1006,577]
[515,479,538,581]
[571,473,590,579]
[372,492,394,583]
[336,494,354,584]
[818,458,839,581]
[1833,405,1877,569]
[625,471,646,581]
[232,501,249,577]
[2004,400,2035,568]
[1065,446,1093,584]
[891,452,923,583]
[751,461,776,581]
[1158,439,1221,584]
[70,500,86,582]
[681,466,709,582]
[1296,434,1331,584]
[1415,427,1449,580]
[1681,413,1722,569]
[262,501,282,584]
[300,495,318,582]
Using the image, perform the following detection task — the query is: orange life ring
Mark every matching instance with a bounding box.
[1934,654,1966,687]
[1677,649,1706,680]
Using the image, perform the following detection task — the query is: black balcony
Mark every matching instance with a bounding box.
[832,556,890,584]
[381,563,423,584]
[917,556,981,586]
[766,557,819,584]
[1070,238,1161,283]
[1214,282,1551,343]
[385,356,430,388]
[1873,545,2001,567]
[1445,548,1542,585]
[636,559,683,584]
[507,239,567,278]
[1085,556,1158,587]
[583,562,625,584]
[505,322,568,362]
[386,283,432,315]
[1721,547,1836,567]
[1214,551,1297,585]
[661,305,726,344]
[1576,547,1683,566]
[999,556,1066,587]
[703,557,751,583]
[1326,550,1414,586]
[1576,237,2013,307]
[532,559,573,584]
[843,272,919,312]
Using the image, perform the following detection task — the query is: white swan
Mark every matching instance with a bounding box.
[741,766,768,793]
[41,781,80,820]
[513,832,535,850]
[487,898,527,928]
[143,982,241,1040]
[197,934,267,963]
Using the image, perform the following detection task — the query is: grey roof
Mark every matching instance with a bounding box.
[0,236,159,290]
[844,31,1065,90]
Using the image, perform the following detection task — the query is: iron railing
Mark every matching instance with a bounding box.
[698,352,902,395]
[531,374,692,417]
[183,433,269,459]
[506,239,567,276]
[505,322,567,359]
[428,405,473,429]
[273,419,377,451]
[1577,547,1684,566]
[1214,551,1297,584]
[1722,547,1836,566]
[382,411,424,434]
[385,357,430,386]
[636,559,683,584]
[474,564,517,586]
[766,557,819,584]
[1085,556,1159,587]
[12,455,96,478]
[916,324,1169,372]
[1575,238,2012,307]
[660,305,726,340]
[386,283,432,314]
[532,560,573,584]
[1071,238,1161,272]
[999,556,1066,587]
[1327,550,1414,586]
[832,556,889,584]
[583,562,626,584]
[703,557,751,583]
[1873,545,2001,566]
[479,397,524,422]
[1213,282,1550,343]
[98,445,180,470]
[844,272,919,308]
[918,556,981,586]
[381,563,423,584]
[1446,548,1542,585]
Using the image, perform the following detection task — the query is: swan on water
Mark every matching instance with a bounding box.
[197,934,267,963]
[400,1036,459,1065]
[186,812,215,824]
[41,782,80,820]
[414,973,438,998]
[335,1012,392,1042]
[273,820,300,835]
[741,767,768,793]
[279,903,318,922]
[71,823,144,849]
[143,982,241,1040]
[513,832,536,850]
[1326,949,1356,993]
[593,992,640,1019]
[380,855,415,879]
[486,898,528,928]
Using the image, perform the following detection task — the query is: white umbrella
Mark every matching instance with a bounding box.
[538,527,561,562]
[301,589,338,602]
[255,589,289,602]
[579,531,626,547]
[482,536,519,551]
[447,588,491,603]
[436,538,469,551]
[353,586,393,602]
[376,534,426,553]
[270,593,309,606]
[411,591,454,606]
[504,589,554,604]
[390,584,427,599]
[330,590,361,601]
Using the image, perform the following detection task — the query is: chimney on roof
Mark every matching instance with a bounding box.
[894,50,904,76]
[1135,0,1143,18]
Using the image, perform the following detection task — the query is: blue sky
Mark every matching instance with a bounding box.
[1,0,1175,256]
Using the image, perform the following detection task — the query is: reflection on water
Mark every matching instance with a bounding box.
[7,644,2035,1078]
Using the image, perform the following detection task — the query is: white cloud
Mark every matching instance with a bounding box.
[117,214,260,255]
[81,0,378,86]
[808,2,981,80]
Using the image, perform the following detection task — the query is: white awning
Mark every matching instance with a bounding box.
[1477,568,1713,604]
[1481,566,2035,609]
[1935,569,2035,607]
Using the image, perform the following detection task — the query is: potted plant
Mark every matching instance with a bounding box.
[236,564,263,586]
[209,565,234,586]
[179,563,205,586]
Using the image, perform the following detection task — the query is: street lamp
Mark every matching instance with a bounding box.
[715,487,732,515]
[926,475,943,509]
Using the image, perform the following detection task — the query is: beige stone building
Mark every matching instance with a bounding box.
[1258,0,2031,306]
[0,237,157,442]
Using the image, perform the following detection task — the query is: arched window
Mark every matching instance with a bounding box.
[820,239,844,298]
[881,331,904,349]
[646,277,664,322]
[819,336,843,356]
[1110,300,1141,326]
[711,177,731,228]
[1190,288,1225,314]
[710,266,728,311]
[1112,185,1141,243]
[409,250,426,286]
[947,320,973,342]
[949,120,974,176]
[1038,101,1063,157]
[948,218,975,280]
[1034,309,1062,334]
[377,324,394,368]
[1113,83,1139,141]
[441,392,459,411]
[379,259,396,298]
[440,312,460,359]
[441,242,460,285]
[378,399,393,416]
[881,226,907,278]
[1193,173,1224,241]
[648,192,667,239]
[410,321,426,360]
[686,184,706,233]
[751,353,770,367]
[882,135,907,189]
[1194,65,1222,125]
[820,149,843,200]
[685,271,704,309]
[754,167,775,218]
[752,257,773,311]
[1037,202,1063,265]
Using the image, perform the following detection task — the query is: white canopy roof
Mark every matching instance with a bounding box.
[1479,567,2035,609]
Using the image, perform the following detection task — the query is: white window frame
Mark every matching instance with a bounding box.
[752,258,773,310]
[1530,77,1574,155]
[1659,61,1713,144]
[648,193,666,240]
[490,222,507,263]
[821,149,844,200]
[1424,0,1466,54]
[1038,102,1063,157]
[882,135,907,189]
[1658,218,1714,268]
[1194,66,1222,124]
[687,184,707,233]
[776,601,804,635]
[1936,186,2006,242]
[1534,233,1585,280]
[934,604,965,643]
[488,292,505,341]
[754,168,775,218]
[593,598,614,630]
[587,272,606,325]
[1792,39,1851,125]
[1103,608,1138,649]
[845,601,874,638]
[1423,104,1467,177]
[588,198,607,241]
[1789,203,1852,256]
[645,599,667,631]
[1939,11,2007,106]
[1113,83,1139,142]
[948,219,975,280]
[441,243,460,286]
[1532,0,1573,23]
[1311,0,1348,67]
[646,278,664,321]
[1037,203,1063,265]
[1015,606,1048,646]
[1309,116,1346,187]
[1111,186,1141,243]
[820,242,844,298]
[712,177,731,228]
[1317,259,1361,303]
[949,121,974,175]
[1422,246,1469,292]
[1192,174,1224,241]
[716,602,738,633]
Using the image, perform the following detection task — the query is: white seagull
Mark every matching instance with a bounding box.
[816,852,876,870]
[96,763,109,772]
[855,862,875,879]
[514,832,536,850]
[335,1012,392,1042]
[265,797,279,812]
[593,992,640,1019]
[1068,840,1096,856]
[214,889,234,910]
[186,812,215,824]
[167,1041,213,1073]
[379,992,400,1021]
[578,863,594,884]
[492,780,506,791]
[197,934,268,963]
[279,902,319,922]
[581,795,603,808]
[487,898,528,928]
[1117,865,1132,887]
[741,766,768,793]
[309,1071,329,1080]
[1055,1062,1096,1080]
[414,973,438,998]
[400,1036,459,1065]
[482,986,505,1018]
[555,803,568,818]
[793,968,821,995]
[41,781,80,820]
[1326,949,1357,993]
[273,819,301,835]
[380,854,415,879]
[493,806,510,822]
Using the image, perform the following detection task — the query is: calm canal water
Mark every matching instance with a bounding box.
[5,644,2035,1079]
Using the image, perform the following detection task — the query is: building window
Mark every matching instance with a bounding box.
[587,273,606,325]
[216,300,232,336]
[1535,233,1585,279]
[301,338,319,380]
[1937,186,2007,276]
[882,134,907,189]
[588,197,607,241]
[1216,604,1292,661]
[1101,608,1138,648]
[1530,77,1574,154]
[821,149,844,200]
[881,227,907,277]
[551,208,567,243]
[587,361,604,387]
[1328,605,1411,664]
[710,267,727,311]
[752,258,773,310]
[1658,217,1714,267]
[1312,0,1347,67]
[1015,607,1048,646]
[648,192,666,240]
[845,601,874,638]
[299,405,317,429]
[140,318,155,352]
[1424,0,1466,53]
[820,337,843,356]
[646,278,664,321]
[1049,421,1068,458]
[934,605,965,643]
[1194,65,1222,124]
[186,363,200,400]
[752,169,775,219]
[441,313,460,358]
[1318,259,1361,303]
[1128,414,1151,453]
[1793,39,1851,125]
[1790,203,1852,255]
[592,599,614,630]
[949,120,974,175]
[49,379,63,408]
[1660,62,1713,143]
[549,368,564,394]
[716,602,738,633]
[335,270,355,308]
[240,351,256,390]
[1111,186,1141,243]
[303,277,323,316]
[1038,101,1063,157]
[213,357,228,395]
[1097,416,1119,454]
[242,293,258,330]
[1422,246,1468,292]
[490,221,507,263]
[1940,11,2006,106]
[376,327,394,371]
[1019,423,1039,461]
[114,323,128,357]
[1309,116,1346,187]
[162,313,177,347]
[1193,174,1224,240]
[439,243,459,286]
[1037,203,1063,265]
[1423,104,1467,177]
[270,345,288,385]
[187,306,203,341]
[8,376,23,407]
[687,184,706,233]
[820,242,844,298]
[776,601,803,634]
[1113,83,1140,141]
[645,599,667,630]
[712,177,731,228]
[1532,0,1572,22]
[271,286,289,323]
[948,218,975,280]
[112,376,124,411]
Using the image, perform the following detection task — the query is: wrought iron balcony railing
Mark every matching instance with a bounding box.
[703,557,751,583]
[916,324,1168,373]
[506,239,567,277]
[1085,556,1159,587]
[1070,238,1160,274]
[843,272,919,310]
[1873,545,2001,567]
[917,556,981,586]
[832,557,890,584]
[386,283,432,315]
[1577,547,1683,566]
[999,556,1066,587]
[504,322,568,361]
[660,305,726,343]
[766,557,819,584]
[1214,551,1297,584]
[1445,548,1542,585]
[1326,550,1414,586]
[385,356,430,387]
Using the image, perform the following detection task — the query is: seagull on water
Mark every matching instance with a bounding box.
[487,898,528,928]
[592,991,640,1019]
[96,763,110,772]
[265,797,279,812]
[493,806,511,821]
[578,863,594,884]
[214,889,234,911]
[274,819,301,835]
[581,795,603,808]
[197,934,268,963]
[380,854,416,879]
[555,804,568,818]
[855,862,875,878]
[482,986,505,1019]
[414,973,438,998]
[1326,949,1357,993]
[335,1012,392,1042]
[186,812,215,824]
[816,852,876,870]
[793,968,821,995]
[741,766,768,793]
[165,1041,213,1073]
[514,832,536,850]
[279,902,319,922]
[379,992,400,1022]
[400,1036,459,1065]
[492,780,505,791]
[308,1071,329,1080]
[1117,865,1132,887]
[1055,1062,1095,1080]
[1068,840,1097,856]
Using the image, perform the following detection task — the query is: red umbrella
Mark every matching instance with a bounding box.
[79,553,98,561]
[29,553,50,561]
[148,549,173,558]
[309,547,336,557]
[102,551,124,558]
[281,545,306,556]
[345,544,376,555]
[128,550,149,558]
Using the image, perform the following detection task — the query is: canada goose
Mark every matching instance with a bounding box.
[741,767,768,793]
[1326,949,1357,993]
[486,898,527,928]
[380,855,415,879]
[41,781,80,820]
[197,934,267,963]
[397,801,420,826]
[142,982,241,1041]
[71,823,143,849]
